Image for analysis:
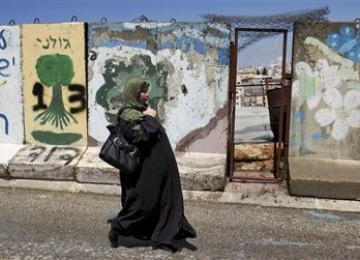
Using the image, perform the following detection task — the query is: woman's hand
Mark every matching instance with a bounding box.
[143,106,157,117]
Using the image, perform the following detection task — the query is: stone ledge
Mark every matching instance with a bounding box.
[175,151,226,191]
[4,145,227,191]
[224,181,288,196]
[0,178,120,195]
[0,144,24,177]
[289,157,360,200]
[179,168,225,191]
[75,146,120,184]
[75,148,227,191]
[8,144,86,180]
[289,179,360,200]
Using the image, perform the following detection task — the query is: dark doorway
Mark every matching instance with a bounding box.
[227,28,291,183]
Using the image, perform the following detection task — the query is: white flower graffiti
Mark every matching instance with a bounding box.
[292,59,342,110]
[314,88,360,140]
[291,33,360,151]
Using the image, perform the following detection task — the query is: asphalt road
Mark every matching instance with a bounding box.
[0,187,359,259]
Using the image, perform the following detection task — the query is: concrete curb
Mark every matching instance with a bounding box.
[0,179,359,213]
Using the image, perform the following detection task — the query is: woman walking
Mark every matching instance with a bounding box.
[108,77,197,253]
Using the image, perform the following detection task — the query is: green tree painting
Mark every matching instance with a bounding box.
[34,54,78,130]
[31,54,82,145]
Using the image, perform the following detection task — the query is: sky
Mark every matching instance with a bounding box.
[1,0,360,67]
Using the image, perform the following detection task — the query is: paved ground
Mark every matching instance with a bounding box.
[1,187,360,259]
[235,107,274,143]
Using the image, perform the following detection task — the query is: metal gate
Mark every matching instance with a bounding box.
[227,27,291,182]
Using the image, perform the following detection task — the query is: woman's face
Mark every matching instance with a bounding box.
[138,86,149,105]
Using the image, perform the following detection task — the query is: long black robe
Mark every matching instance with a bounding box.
[110,115,197,247]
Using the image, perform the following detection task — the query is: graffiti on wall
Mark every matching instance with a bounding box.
[22,23,87,146]
[88,22,230,153]
[0,26,24,144]
[0,113,8,135]
[36,36,72,49]
[26,145,81,166]
[8,144,85,180]
[88,22,166,138]
[290,22,360,160]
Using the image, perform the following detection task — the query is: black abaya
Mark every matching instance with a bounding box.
[110,115,197,248]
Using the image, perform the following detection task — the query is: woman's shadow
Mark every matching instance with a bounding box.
[107,215,197,252]
[117,235,198,252]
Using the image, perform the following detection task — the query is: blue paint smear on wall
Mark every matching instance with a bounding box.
[88,22,230,66]
[299,143,308,155]
[193,39,208,56]
[312,131,325,141]
[98,39,147,49]
[294,111,306,122]
[0,113,9,135]
[159,37,229,66]
[160,41,173,49]
[175,36,192,53]
[290,136,298,146]
[93,35,226,65]
[166,37,209,56]
[217,48,229,66]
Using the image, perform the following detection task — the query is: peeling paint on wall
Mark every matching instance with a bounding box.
[157,23,230,153]
[21,23,87,146]
[88,22,230,154]
[87,22,158,146]
[0,26,24,144]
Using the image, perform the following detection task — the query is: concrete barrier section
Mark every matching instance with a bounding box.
[289,21,360,200]
[0,144,24,177]
[175,152,226,191]
[75,146,120,185]
[8,145,86,180]
[0,25,24,145]
[75,149,226,191]
[21,23,87,146]
[2,19,360,200]
[86,22,230,190]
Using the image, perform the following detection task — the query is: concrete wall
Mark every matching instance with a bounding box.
[0,25,24,177]
[0,25,23,144]
[88,22,230,153]
[0,21,231,191]
[4,20,358,198]
[288,21,360,199]
[22,23,87,146]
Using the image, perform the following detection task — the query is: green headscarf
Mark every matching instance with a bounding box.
[118,77,150,141]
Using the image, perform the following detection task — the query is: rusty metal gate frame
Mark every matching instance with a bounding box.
[227,27,290,182]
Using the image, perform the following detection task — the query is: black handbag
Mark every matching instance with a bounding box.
[99,108,141,174]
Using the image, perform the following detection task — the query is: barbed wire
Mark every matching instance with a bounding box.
[202,6,330,50]
[7,8,329,51]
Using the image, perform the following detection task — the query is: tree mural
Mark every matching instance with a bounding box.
[34,54,78,130]
[30,53,83,145]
